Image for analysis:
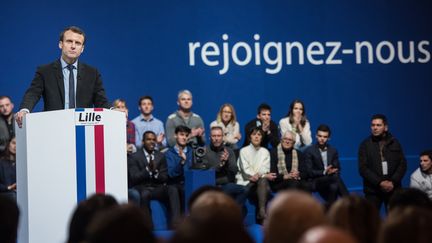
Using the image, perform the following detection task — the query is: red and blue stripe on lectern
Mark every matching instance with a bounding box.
[75,108,105,202]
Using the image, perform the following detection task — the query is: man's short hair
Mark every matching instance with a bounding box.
[142,130,156,141]
[257,103,271,114]
[210,126,223,134]
[178,90,193,99]
[0,95,12,102]
[59,26,86,44]
[175,125,191,134]
[316,124,332,137]
[371,114,388,125]
[420,150,432,161]
[138,96,153,106]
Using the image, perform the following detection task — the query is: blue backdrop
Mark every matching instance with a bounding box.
[1,0,431,189]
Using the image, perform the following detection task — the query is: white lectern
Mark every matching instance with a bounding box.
[15,108,128,243]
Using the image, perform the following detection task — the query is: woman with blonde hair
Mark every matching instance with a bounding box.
[210,103,241,149]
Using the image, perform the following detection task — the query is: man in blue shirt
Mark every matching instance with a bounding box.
[165,125,193,209]
[132,96,166,150]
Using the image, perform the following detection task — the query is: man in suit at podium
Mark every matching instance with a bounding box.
[15,26,110,127]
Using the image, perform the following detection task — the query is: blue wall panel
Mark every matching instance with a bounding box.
[1,0,431,188]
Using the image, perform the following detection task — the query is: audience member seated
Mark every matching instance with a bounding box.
[0,137,16,201]
[327,195,381,243]
[270,131,310,192]
[170,191,254,243]
[67,194,118,243]
[132,96,166,150]
[236,127,275,220]
[279,99,312,150]
[0,96,15,154]
[210,103,241,149]
[202,126,246,205]
[410,150,432,199]
[387,187,432,211]
[0,196,19,243]
[128,131,181,229]
[304,124,349,205]
[85,204,155,243]
[166,90,205,147]
[242,103,279,150]
[113,98,136,154]
[378,206,432,243]
[165,125,193,210]
[298,226,357,243]
[263,190,326,243]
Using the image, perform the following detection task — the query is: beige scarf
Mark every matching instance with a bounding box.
[277,144,298,176]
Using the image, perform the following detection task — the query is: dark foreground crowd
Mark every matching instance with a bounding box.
[1,187,432,243]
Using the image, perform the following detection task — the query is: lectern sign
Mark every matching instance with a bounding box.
[74,108,106,202]
[75,109,104,126]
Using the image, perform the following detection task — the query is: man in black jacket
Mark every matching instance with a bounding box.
[201,126,246,205]
[242,103,279,150]
[358,114,407,210]
[0,96,15,153]
[128,131,180,228]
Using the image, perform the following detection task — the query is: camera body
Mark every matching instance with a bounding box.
[189,141,207,169]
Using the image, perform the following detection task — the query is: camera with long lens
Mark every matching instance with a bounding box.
[189,141,207,169]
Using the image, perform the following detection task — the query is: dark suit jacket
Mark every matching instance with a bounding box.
[19,59,110,111]
[0,115,14,152]
[127,149,168,188]
[304,144,341,179]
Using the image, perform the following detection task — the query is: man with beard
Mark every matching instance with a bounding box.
[358,114,407,210]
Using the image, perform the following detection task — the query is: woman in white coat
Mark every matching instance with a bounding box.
[236,127,276,220]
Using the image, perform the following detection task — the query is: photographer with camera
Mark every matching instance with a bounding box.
[201,126,247,205]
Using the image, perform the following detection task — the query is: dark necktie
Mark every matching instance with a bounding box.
[148,155,155,172]
[67,64,75,108]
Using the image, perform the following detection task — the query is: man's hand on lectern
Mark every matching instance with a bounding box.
[15,110,28,128]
